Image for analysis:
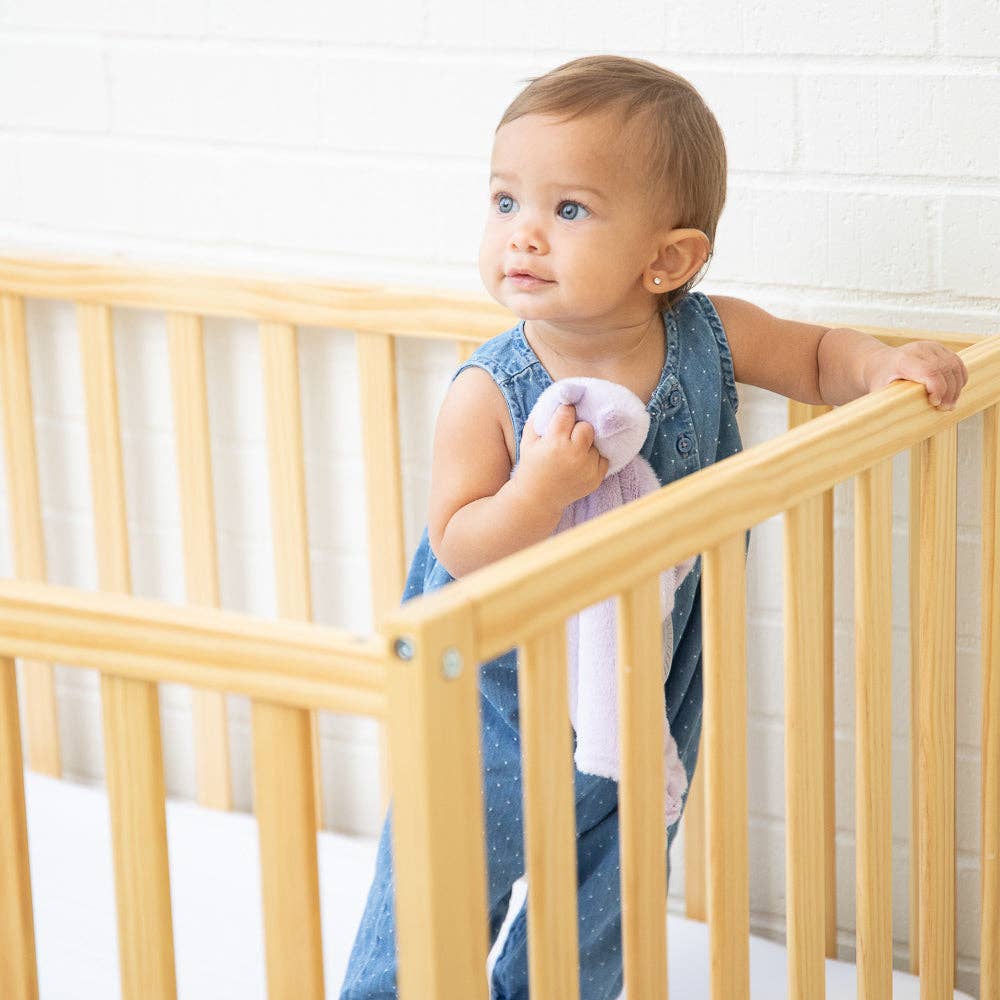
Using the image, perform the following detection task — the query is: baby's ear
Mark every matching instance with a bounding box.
[594,405,628,438]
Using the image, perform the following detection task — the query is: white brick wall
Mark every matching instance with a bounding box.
[1,2,997,993]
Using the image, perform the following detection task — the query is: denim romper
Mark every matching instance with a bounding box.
[340,291,745,1000]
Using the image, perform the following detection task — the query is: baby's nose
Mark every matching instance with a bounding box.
[509,215,547,253]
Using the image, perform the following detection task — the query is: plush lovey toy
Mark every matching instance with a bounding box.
[527,377,696,826]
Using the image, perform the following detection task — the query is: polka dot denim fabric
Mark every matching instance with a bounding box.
[339,292,747,999]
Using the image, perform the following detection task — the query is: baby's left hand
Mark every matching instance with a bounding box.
[865,341,969,411]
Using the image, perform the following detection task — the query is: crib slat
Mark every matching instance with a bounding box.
[383,610,489,999]
[0,294,60,777]
[519,624,581,998]
[79,302,177,1000]
[917,426,957,997]
[784,493,826,1000]
[702,533,749,1000]
[456,339,479,365]
[982,403,999,1000]
[788,400,837,957]
[259,321,323,830]
[252,701,325,1000]
[357,330,406,812]
[167,313,232,812]
[0,656,39,1000]
[617,577,669,999]
[854,458,893,1000]
[908,443,922,974]
[683,757,707,922]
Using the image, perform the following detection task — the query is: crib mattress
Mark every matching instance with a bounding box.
[24,772,973,999]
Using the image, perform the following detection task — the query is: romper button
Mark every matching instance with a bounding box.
[668,388,682,408]
[676,434,691,454]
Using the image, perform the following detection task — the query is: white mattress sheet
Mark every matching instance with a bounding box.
[24,772,974,999]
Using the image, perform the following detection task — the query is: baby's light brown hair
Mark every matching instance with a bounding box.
[497,55,727,311]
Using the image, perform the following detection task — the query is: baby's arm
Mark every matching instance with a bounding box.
[428,366,607,578]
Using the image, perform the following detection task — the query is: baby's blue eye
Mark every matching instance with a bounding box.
[558,201,590,221]
[496,193,517,214]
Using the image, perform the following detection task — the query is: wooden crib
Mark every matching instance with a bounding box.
[0,256,995,1000]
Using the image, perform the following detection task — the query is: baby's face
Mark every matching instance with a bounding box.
[479,111,666,325]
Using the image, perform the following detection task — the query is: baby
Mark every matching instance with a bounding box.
[341,54,967,1000]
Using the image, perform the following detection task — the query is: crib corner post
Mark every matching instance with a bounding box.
[380,597,490,1000]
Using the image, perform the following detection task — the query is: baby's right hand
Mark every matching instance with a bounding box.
[513,404,609,515]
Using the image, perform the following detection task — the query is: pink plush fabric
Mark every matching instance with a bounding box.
[528,377,695,827]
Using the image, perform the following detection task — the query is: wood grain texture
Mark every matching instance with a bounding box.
[617,578,668,999]
[79,302,178,1000]
[909,443,922,974]
[855,459,893,1000]
[982,404,1000,1000]
[703,534,749,1000]
[383,602,489,1000]
[167,313,231,811]
[519,624,580,999]
[917,427,957,998]
[0,294,59,776]
[789,400,838,957]
[259,321,323,828]
[251,700,324,1000]
[0,657,38,1000]
[0,579,386,715]
[785,495,826,1000]
[0,256,514,341]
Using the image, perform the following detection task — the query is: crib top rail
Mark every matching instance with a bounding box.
[0,255,516,341]
[386,330,1000,660]
[0,577,387,716]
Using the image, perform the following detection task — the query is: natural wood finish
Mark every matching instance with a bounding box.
[0,294,60,776]
[518,625,580,999]
[0,579,386,715]
[683,760,707,922]
[251,701,325,999]
[617,578,669,999]
[785,494,826,1000]
[383,601,489,1000]
[167,313,231,811]
[855,459,893,999]
[390,335,1000,661]
[0,256,512,343]
[789,400,838,957]
[703,534,749,1000]
[357,331,406,626]
[917,427,957,998]
[983,404,1000,1000]
[0,657,38,1000]
[909,443,922,974]
[357,330,407,814]
[79,302,177,1000]
[259,320,323,828]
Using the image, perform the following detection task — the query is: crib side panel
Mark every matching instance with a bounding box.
[518,623,581,998]
[702,533,750,999]
[259,319,324,831]
[854,458,894,999]
[916,426,957,996]
[167,313,232,812]
[982,403,1000,1000]
[784,494,827,999]
[79,302,178,1000]
[0,656,39,1000]
[0,293,60,777]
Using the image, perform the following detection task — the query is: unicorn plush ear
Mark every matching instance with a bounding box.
[594,405,628,438]
[556,379,586,406]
